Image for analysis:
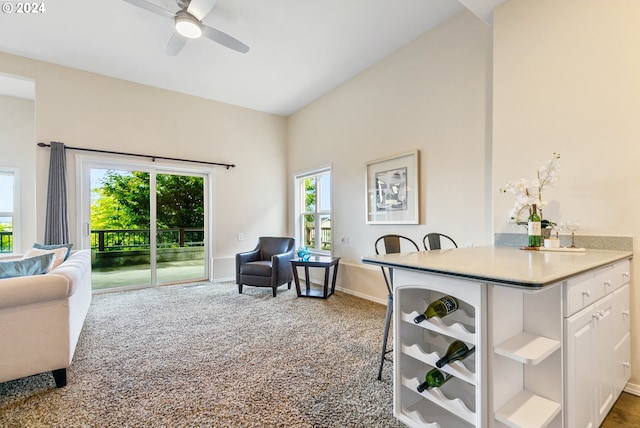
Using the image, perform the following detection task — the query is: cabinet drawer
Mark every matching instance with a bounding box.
[564,270,603,317]
[597,260,629,295]
[612,259,631,288]
[564,259,630,318]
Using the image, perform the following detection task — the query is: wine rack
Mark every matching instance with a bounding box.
[393,269,486,428]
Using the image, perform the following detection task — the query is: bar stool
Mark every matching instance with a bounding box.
[374,234,419,380]
[422,232,458,251]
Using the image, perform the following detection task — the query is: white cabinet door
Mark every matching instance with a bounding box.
[612,284,631,345]
[594,294,615,426]
[612,284,631,397]
[565,306,595,428]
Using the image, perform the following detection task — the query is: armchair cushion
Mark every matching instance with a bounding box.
[240,260,272,277]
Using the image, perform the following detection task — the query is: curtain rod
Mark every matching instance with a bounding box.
[37,142,236,169]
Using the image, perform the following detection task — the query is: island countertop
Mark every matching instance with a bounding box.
[361,245,633,287]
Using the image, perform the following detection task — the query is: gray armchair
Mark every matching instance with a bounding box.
[236,237,296,297]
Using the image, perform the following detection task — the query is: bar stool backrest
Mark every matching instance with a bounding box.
[375,234,419,295]
[423,232,458,251]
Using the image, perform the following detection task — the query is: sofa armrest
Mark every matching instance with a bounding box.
[50,250,91,297]
[0,274,70,309]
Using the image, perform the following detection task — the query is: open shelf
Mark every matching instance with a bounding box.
[495,390,560,428]
[494,332,560,365]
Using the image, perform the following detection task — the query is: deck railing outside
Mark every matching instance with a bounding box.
[91,228,204,252]
[304,227,332,250]
[0,229,204,254]
[1,228,328,253]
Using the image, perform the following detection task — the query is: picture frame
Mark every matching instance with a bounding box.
[365,150,419,224]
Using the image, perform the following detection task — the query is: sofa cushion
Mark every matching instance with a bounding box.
[24,247,68,272]
[32,243,73,261]
[0,253,54,279]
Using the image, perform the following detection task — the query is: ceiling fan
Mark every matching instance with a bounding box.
[123,0,249,55]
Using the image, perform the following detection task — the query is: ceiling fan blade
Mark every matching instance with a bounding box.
[202,25,249,53]
[186,0,218,21]
[166,32,188,56]
[122,0,175,18]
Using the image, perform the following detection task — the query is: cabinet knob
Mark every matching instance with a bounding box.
[622,310,630,317]
[582,290,591,298]
[604,280,612,287]
[623,362,630,368]
[623,271,629,278]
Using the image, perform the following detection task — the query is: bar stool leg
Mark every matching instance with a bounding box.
[377,293,393,380]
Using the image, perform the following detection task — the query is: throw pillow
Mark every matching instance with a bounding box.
[0,253,55,279]
[23,247,68,272]
[32,243,73,260]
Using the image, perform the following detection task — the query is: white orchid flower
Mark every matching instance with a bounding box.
[501,153,560,223]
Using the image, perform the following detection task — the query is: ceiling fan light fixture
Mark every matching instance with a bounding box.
[175,11,202,39]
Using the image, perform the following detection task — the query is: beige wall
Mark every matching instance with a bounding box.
[0,53,288,280]
[0,95,36,252]
[493,0,640,387]
[287,10,493,303]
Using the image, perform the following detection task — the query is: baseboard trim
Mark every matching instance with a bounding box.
[212,277,235,283]
[624,382,640,396]
[334,286,386,306]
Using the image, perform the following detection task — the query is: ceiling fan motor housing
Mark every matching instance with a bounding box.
[175,10,202,38]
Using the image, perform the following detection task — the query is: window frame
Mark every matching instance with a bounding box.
[295,166,332,255]
[0,167,20,254]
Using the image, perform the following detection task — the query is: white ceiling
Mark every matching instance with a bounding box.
[0,0,504,116]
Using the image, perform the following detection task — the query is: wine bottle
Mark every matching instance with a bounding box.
[414,295,459,324]
[528,204,542,247]
[416,368,452,392]
[435,340,475,368]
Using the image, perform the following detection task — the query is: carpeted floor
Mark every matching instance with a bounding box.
[0,282,404,428]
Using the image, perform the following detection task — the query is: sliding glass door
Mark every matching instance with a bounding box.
[80,159,209,291]
[155,172,206,284]
[89,168,151,290]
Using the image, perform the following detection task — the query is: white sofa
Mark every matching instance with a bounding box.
[0,249,92,387]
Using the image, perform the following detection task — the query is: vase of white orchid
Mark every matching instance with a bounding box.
[500,153,561,238]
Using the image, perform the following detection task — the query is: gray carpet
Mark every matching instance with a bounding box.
[0,282,404,427]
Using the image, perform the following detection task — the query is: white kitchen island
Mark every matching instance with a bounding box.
[362,246,632,428]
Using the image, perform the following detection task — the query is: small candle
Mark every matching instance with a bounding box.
[544,238,560,248]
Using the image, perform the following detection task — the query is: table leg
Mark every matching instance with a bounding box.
[330,261,339,295]
[304,266,310,293]
[323,266,330,298]
[292,265,301,296]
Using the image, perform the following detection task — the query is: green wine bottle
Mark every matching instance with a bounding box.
[416,368,452,392]
[528,204,542,247]
[435,340,475,368]
[414,295,459,324]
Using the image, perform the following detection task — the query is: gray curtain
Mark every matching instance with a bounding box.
[44,141,70,245]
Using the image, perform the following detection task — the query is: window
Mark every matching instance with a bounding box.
[296,168,331,253]
[0,169,17,253]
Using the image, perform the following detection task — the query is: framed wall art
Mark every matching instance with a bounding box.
[365,150,419,224]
